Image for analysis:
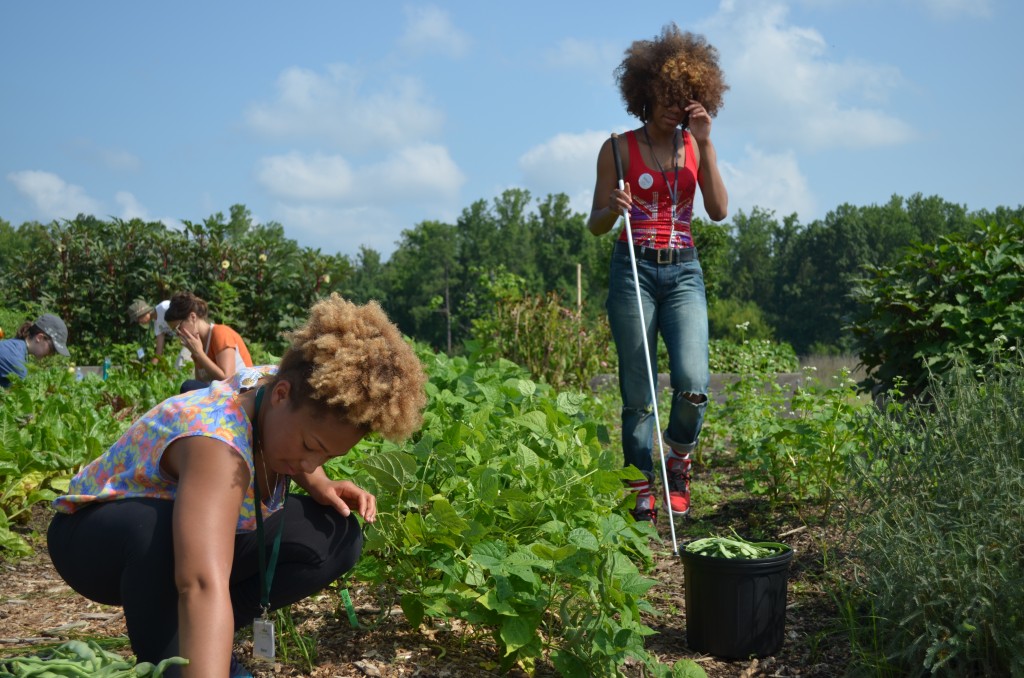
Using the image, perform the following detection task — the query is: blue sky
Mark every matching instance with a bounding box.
[2,0,1020,258]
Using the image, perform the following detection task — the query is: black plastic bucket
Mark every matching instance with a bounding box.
[679,545,794,659]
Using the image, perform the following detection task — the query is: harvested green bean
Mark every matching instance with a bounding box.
[684,529,788,559]
[0,640,187,677]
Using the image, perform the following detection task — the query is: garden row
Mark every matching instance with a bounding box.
[3,333,1023,675]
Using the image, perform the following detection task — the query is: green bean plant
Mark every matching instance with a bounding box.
[330,346,705,678]
[747,368,868,516]
[711,330,871,512]
[0,355,183,558]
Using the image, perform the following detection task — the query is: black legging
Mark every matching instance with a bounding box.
[179,379,210,393]
[47,495,362,674]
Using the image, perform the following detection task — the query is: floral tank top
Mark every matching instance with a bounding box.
[52,366,285,533]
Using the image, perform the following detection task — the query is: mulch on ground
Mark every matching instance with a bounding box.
[1,464,855,677]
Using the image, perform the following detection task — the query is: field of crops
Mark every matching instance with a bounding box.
[2,342,1023,677]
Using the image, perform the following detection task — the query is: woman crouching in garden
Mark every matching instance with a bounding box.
[47,294,428,677]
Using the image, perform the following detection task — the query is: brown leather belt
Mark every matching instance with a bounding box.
[616,241,697,265]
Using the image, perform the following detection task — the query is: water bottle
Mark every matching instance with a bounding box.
[102,356,111,380]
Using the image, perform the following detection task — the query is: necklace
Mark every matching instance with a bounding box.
[250,384,286,623]
[252,386,277,501]
[642,125,680,209]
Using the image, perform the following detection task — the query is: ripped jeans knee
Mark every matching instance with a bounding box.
[664,389,707,451]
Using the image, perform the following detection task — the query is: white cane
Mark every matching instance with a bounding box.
[610,133,678,555]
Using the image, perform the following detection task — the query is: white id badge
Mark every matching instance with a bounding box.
[252,617,276,660]
[137,347,146,360]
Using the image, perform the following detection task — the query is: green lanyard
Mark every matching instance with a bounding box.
[252,386,285,615]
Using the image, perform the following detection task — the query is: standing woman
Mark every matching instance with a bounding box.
[48,294,428,677]
[0,313,71,388]
[165,291,253,392]
[588,24,728,522]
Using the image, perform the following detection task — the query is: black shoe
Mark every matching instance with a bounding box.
[630,494,657,524]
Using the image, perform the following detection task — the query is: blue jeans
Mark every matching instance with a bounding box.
[606,242,709,481]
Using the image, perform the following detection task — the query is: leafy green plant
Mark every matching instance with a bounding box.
[330,347,702,677]
[0,357,183,557]
[0,209,349,365]
[470,271,614,390]
[710,332,869,512]
[742,368,867,516]
[843,356,1024,675]
[707,298,775,342]
[709,333,798,374]
[849,218,1024,397]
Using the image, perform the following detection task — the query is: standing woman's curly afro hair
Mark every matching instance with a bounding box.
[271,293,428,442]
[615,23,728,121]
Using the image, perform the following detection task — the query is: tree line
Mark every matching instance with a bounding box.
[2,191,1020,363]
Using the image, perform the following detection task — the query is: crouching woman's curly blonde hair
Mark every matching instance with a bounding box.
[271,293,427,442]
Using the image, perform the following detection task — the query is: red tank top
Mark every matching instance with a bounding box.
[617,129,698,249]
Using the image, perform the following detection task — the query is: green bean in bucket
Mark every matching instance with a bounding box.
[684,529,788,560]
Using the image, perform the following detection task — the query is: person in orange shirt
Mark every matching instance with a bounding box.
[165,291,253,392]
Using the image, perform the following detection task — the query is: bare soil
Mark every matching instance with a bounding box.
[0,464,854,677]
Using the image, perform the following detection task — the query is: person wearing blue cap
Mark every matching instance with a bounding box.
[0,312,71,388]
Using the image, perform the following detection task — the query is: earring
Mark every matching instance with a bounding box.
[642,102,648,122]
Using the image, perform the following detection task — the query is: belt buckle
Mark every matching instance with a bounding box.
[656,248,673,265]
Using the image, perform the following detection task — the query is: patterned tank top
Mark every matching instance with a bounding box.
[617,129,698,249]
[52,366,286,533]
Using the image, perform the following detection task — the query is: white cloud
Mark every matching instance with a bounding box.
[358,144,464,201]
[115,191,148,220]
[254,145,465,256]
[704,1,915,150]
[256,145,463,204]
[7,170,102,219]
[256,153,355,201]
[399,5,470,58]
[718,146,815,220]
[519,130,612,213]
[245,64,444,153]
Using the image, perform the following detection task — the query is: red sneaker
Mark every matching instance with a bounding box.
[666,455,691,515]
[630,493,657,524]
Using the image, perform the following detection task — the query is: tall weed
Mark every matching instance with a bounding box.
[470,282,613,391]
[844,356,1024,675]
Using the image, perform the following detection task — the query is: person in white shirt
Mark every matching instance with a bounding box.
[128,298,191,367]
